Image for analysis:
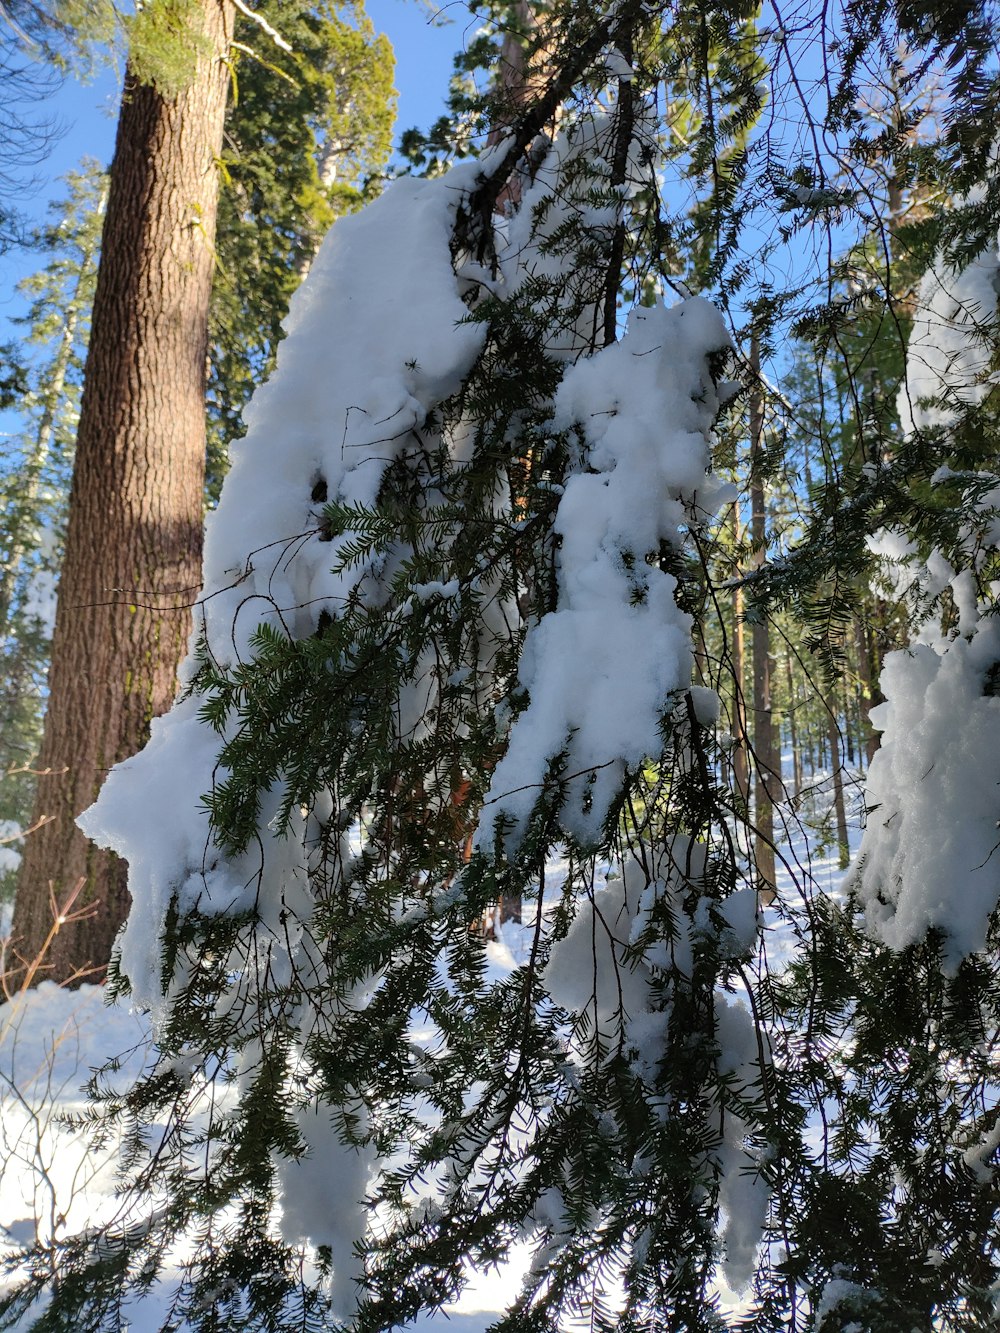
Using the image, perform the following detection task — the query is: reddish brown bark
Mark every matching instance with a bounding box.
[12,0,235,984]
[826,693,851,869]
[748,336,780,901]
[729,506,750,808]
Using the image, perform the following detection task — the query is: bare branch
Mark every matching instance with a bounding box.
[231,0,291,54]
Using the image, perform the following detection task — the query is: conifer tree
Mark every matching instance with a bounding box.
[8,2,394,978]
[10,0,236,981]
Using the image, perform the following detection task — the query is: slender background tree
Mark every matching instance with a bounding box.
[0,166,104,893]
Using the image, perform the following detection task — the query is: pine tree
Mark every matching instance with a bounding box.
[16,5,762,1326]
[10,0,236,982]
[4,3,394,974]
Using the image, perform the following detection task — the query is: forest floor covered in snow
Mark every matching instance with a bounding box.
[0,764,865,1331]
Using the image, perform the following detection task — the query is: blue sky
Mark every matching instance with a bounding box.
[0,1,463,329]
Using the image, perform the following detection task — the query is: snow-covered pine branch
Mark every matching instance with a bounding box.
[69,38,762,1328]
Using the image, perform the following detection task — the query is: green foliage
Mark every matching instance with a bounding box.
[208,0,395,494]
[125,0,209,93]
[0,346,28,407]
[7,0,205,88]
[753,896,1000,1330]
[5,11,779,1323]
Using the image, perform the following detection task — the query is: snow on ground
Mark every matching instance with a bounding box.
[0,765,864,1331]
[0,969,535,1331]
[0,982,150,1251]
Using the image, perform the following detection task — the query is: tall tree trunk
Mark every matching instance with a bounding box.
[749,336,780,898]
[783,644,802,801]
[848,693,858,767]
[487,0,558,932]
[826,694,850,869]
[853,613,879,765]
[12,0,234,984]
[730,505,750,807]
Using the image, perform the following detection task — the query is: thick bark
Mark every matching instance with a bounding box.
[12,0,234,983]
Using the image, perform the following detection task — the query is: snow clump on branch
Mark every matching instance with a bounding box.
[858,232,1000,966]
[77,110,746,1314]
[478,298,734,850]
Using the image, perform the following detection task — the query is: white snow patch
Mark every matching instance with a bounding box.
[857,611,1000,963]
[478,299,731,849]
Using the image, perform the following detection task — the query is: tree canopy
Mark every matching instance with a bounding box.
[208,0,395,488]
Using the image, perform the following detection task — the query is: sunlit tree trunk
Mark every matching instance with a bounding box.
[487,0,560,931]
[730,506,750,807]
[12,0,235,983]
[826,693,850,869]
[783,644,802,801]
[853,613,879,766]
[749,336,780,898]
